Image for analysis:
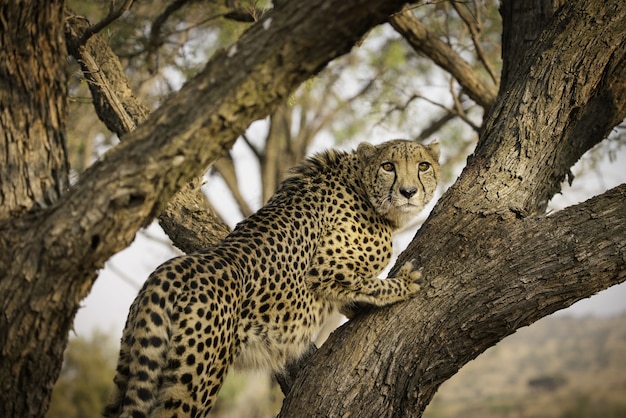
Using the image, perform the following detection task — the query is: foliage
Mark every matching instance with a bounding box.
[63,0,508,221]
[46,331,116,418]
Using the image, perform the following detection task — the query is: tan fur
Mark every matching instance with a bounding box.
[104,139,440,418]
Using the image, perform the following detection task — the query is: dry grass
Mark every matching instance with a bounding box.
[425,313,626,418]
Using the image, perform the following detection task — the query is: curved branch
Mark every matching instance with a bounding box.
[280,1,626,416]
[451,1,499,85]
[66,11,229,253]
[390,6,498,111]
[466,0,626,216]
[2,4,410,411]
[43,0,411,282]
[149,0,190,51]
[280,182,626,417]
[80,0,134,44]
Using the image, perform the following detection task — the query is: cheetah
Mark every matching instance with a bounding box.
[104,139,440,418]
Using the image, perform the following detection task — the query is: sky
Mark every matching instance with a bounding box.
[72,135,626,342]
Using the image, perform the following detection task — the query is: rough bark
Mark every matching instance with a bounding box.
[64,12,150,138]
[1,0,624,417]
[0,1,410,416]
[279,1,626,416]
[157,177,232,254]
[0,1,70,416]
[281,185,626,418]
[0,0,69,222]
[499,0,566,92]
[65,11,231,252]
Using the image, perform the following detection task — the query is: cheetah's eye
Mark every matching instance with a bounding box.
[418,162,431,172]
[381,162,395,172]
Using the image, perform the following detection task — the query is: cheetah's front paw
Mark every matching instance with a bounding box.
[393,259,424,296]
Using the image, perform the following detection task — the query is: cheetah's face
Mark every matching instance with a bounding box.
[357,140,440,228]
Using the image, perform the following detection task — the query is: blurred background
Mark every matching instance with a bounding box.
[49,1,626,417]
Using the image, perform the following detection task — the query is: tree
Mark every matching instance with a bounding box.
[280,2,626,416]
[0,1,624,418]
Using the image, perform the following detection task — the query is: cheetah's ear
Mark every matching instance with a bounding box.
[425,141,440,162]
[357,142,377,163]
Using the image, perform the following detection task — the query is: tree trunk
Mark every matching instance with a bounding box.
[0,0,69,222]
[0,0,409,416]
[1,0,624,417]
[0,1,71,416]
[499,0,565,92]
[0,1,71,417]
[278,1,626,416]
[281,186,626,418]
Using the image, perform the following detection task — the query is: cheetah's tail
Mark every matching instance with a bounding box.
[102,282,172,418]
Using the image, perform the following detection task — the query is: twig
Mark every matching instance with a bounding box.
[240,133,263,160]
[149,0,190,52]
[105,260,142,290]
[390,6,497,110]
[416,112,456,142]
[451,1,500,85]
[80,0,134,44]
[449,77,480,132]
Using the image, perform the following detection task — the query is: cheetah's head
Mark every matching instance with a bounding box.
[357,139,440,228]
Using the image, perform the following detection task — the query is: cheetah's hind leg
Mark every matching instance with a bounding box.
[149,314,237,418]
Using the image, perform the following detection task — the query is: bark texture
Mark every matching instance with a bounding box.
[0,0,624,417]
[65,11,231,253]
[0,1,70,416]
[0,1,409,416]
[499,0,566,92]
[279,1,626,416]
[0,0,69,222]
[281,186,626,417]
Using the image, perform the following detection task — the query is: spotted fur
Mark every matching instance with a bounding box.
[104,139,440,418]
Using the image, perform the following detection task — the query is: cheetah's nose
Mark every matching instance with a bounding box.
[399,187,418,199]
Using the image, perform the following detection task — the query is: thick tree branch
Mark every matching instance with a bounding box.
[280,1,626,416]
[281,183,626,417]
[65,12,150,137]
[2,3,411,414]
[33,0,412,287]
[157,177,231,254]
[390,6,498,110]
[461,0,626,216]
[65,11,230,252]
[499,0,565,92]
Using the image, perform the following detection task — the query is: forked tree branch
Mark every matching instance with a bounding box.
[280,184,626,417]
[80,0,134,44]
[279,1,626,415]
[66,10,230,252]
[49,0,412,284]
